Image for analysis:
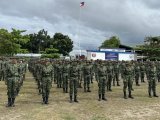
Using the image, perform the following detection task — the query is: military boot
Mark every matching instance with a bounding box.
[124,91,127,99]
[38,89,42,95]
[63,88,65,93]
[148,91,152,98]
[74,95,78,103]
[6,98,11,107]
[65,88,68,93]
[70,96,72,103]
[136,81,140,86]
[113,80,115,86]
[87,87,91,92]
[102,94,107,101]
[117,81,120,86]
[128,91,134,99]
[42,97,45,104]
[84,87,86,92]
[153,92,159,97]
[98,94,101,101]
[16,88,19,95]
[11,98,15,107]
[79,83,82,88]
[45,96,49,104]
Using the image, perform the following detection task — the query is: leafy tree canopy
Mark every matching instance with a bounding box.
[99,36,121,48]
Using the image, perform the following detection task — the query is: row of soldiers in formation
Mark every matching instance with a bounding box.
[28,59,159,105]
[0,58,159,107]
[0,58,27,107]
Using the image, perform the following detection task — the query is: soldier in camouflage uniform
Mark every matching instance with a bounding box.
[41,60,54,104]
[156,62,160,82]
[5,59,21,107]
[123,62,134,99]
[77,61,83,88]
[0,59,3,81]
[97,61,107,101]
[106,62,113,91]
[69,61,79,103]
[140,62,145,83]
[148,62,158,98]
[57,61,63,88]
[113,61,120,86]
[62,61,70,93]
[82,61,92,92]
[134,62,140,86]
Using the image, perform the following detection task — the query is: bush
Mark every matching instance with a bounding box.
[41,53,60,58]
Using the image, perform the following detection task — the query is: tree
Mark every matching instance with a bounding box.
[26,29,51,53]
[41,45,60,59]
[0,28,29,56]
[99,36,121,48]
[136,36,160,60]
[52,33,73,56]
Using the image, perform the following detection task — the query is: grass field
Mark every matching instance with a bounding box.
[0,71,160,120]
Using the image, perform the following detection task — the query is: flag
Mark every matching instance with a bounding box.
[80,2,85,7]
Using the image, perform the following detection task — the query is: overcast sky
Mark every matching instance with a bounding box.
[0,0,160,49]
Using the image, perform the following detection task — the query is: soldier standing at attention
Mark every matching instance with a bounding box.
[156,62,160,82]
[69,61,79,103]
[82,61,92,92]
[97,61,107,101]
[148,62,158,98]
[140,62,145,83]
[123,62,135,99]
[107,61,113,91]
[5,59,20,107]
[113,61,120,86]
[134,62,140,86]
[0,58,3,81]
[41,60,54,104]
[62,61,70,93]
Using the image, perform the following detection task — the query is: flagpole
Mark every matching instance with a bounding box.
[77,2,83,58]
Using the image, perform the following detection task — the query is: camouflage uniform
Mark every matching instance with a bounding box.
[148,63,158,98]
[113,62,120,86]
[62,61,70,93]
[41,61,53,104]
[69,61,79,103]
[134,63,140,86]
[97,62,107,101]
[140,63,145,83]
[6,60,20,107]
[106,62,113,91]
[123,62,134,99]
[82,61,92,92]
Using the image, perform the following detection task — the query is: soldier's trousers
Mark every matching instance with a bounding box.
[148,79,156,95]
[0,71,2,81]
[78,74,82,87]
[107,75,112,90]
[7,77,19,98]
[123,75,133,92]
[54,72,57,84]
[42,77,52,98]
[141,72,145,82]
[69,78,78,96]
[57,74,62,88]
[84,75,91,90]
[157,73,160,82]
[135,73,140,85]
[113,73,119,85]
[98,76,106,95]
[0,71,5,81]
[63,74,69,92]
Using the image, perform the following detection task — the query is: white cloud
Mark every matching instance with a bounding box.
[0,0,160,49]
